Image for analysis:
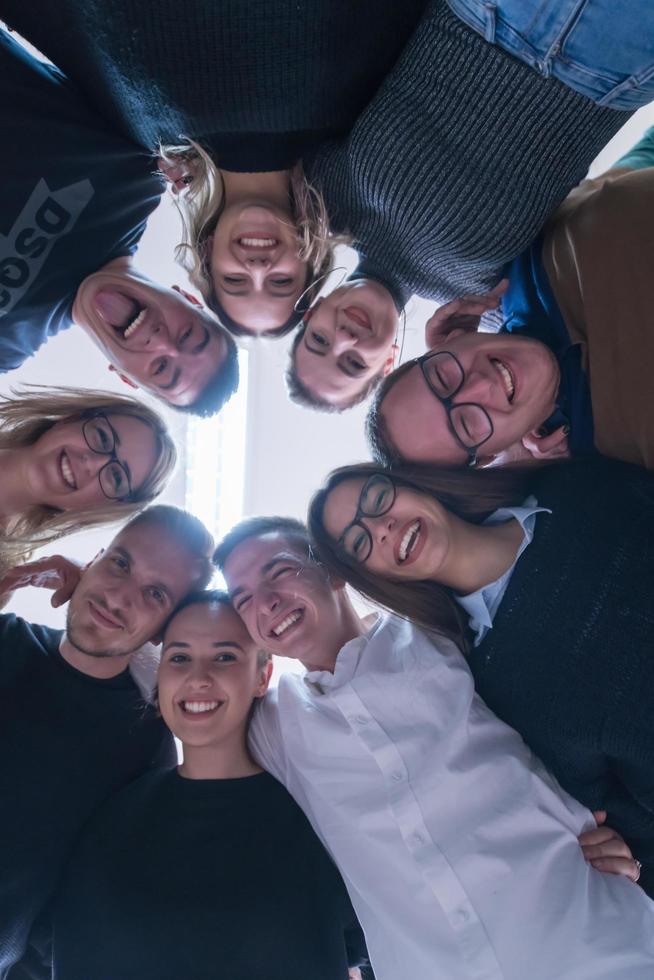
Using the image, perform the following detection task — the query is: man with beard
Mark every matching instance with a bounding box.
[0,504,213,979]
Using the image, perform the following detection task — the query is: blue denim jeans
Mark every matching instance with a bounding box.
[446,0,654,109]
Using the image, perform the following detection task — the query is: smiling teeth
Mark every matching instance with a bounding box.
[494,359,515,401]
[61,453,76,489]
[123,308,146,339]
[239,237,276,247]
[272,611,301,636]
[183,701,219,714]
[399,521,420,562]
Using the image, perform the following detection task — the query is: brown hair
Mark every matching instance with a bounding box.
[365,359,416,465]
[307,460,532,651]
[165,588,271,669]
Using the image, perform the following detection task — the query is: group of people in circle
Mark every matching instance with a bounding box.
[2,2,654,978]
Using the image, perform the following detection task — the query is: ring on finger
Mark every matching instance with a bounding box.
[634,859,642,883]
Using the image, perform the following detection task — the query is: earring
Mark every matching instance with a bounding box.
[293,266,349,314]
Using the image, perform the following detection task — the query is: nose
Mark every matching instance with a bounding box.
[103,580,134,617]
[142,321,175,354]
[77,448,113,487]
[371,514,395,549]
[457,369,496,406]
[258,588,281,616]
[186,662,213,690]
[331,327,358,355]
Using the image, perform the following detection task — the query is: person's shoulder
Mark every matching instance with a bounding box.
[0,612,62,655]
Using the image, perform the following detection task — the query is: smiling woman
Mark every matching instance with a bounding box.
[0,385,177,574]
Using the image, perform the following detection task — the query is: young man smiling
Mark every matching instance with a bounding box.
[0,504,213,978]
[0,29,237,416]
[216,516,654,980]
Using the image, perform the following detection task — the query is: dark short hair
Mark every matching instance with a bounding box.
[365,359,416,465]
[164,587,271,667]
[213,515,310,571]
[174,324,240,418]
[121,505,215,590]
[286,325,384,413]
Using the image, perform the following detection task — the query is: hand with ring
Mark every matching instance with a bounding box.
[579,811,643,883]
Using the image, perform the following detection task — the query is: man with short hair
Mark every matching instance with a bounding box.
[0,29,237,417]
[216,516,654,980]
[0,504,214,978]
[366,130,654,470]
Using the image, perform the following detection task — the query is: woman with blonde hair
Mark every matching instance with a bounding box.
[0,386,176,574]
[158,141,338,338]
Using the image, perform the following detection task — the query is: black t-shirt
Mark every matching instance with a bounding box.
[0,29,163,373]
[0,0,427,171]
[53,768,366,980]
[0,614,175,976]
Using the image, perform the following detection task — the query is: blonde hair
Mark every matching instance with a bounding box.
[159,140,346,332]
[0,386,177,574]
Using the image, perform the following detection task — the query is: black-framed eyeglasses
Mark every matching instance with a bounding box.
[337,474,396,564]
[82,413,134,501]
[418,351,494,466]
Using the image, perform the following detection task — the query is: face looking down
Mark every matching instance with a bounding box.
[322,474,456,583]
[293,279,398,407]
[378,331,560,464]
[209,203,308,335]
[74,260,228,406]
[158,601,271,748]
[27,412,159,512]
[223,531,344,662]
[66,521,208,658]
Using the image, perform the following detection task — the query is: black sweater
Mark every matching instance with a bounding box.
[0,615,175,978]
[468,458,654,893]
[305,0,630,304]
[0,0,427,172]
[52,768,366,980]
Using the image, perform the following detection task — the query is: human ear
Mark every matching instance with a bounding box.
[255,659,273,698]
[382,343,399,376]
[521,425,571,461]
[171,285,204,307]
[303,301,321,324]
[108,364,139,389]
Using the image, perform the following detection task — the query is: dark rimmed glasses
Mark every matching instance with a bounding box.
[82,414,134,501]
[418,351,494,466]
[338,474,396,564]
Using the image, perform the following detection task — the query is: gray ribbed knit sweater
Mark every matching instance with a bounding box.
[305,0,630,305]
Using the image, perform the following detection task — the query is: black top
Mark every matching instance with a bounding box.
[304,0,630,305]
[0,614,175,977]
[1,0,428,172]
[53,768,366,980]
[468,457,654,893]
[0,29,163,373]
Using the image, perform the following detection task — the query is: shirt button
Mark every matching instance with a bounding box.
[354,715,368,726]
[412,833,424,846]
[454,909,470,926]
[392,771,403,782]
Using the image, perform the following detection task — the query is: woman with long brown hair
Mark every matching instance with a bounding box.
[308,454,654,893]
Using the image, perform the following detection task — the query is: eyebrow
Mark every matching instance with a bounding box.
[163,639,245,652]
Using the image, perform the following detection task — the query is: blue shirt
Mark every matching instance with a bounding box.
[502,237,596,457]
[0,30,163,373]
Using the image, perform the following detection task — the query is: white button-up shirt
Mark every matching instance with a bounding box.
[250,615,654,980]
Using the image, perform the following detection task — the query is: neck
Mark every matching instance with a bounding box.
[59,635,131,680]
[179,731,261,780]
[301,597,368,673]
[434,514,525,594]
[221,169,292,212]
[0,447,39,521]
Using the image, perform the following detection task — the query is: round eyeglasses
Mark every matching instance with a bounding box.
[419,351,494,466]
[338,474,396,564]
[82,414,134,501]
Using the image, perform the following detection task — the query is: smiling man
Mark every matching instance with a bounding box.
[287,278,400,412]
[0,504,214,979]
[1,29,237,416]
[367,131,654,470]
[216,515,654,980]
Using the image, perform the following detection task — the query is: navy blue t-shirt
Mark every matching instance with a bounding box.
[0,613,175,977]
[0,29,163,372]
[501,239,596,456]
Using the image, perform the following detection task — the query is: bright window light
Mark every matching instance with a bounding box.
[185,349,249,571]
